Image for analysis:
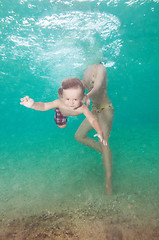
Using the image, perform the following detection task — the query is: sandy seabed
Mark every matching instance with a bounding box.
[1,201,159,240]
[1,127,159,239]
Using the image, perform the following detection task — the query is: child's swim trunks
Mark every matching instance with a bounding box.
[54,108,67,126]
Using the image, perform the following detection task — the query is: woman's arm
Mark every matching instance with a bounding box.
[86,65,106,99]
[20,96,60,111]
[82,105,107,145]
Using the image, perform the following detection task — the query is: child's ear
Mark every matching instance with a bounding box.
[58,88,63,98]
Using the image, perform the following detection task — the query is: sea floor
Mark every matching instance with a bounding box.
[0,125,159,239]
[1,202,159,240]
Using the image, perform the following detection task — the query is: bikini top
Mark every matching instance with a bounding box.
[89,73,95,89]
[83,73,95,90]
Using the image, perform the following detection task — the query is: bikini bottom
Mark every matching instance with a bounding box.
[92,103,114,113]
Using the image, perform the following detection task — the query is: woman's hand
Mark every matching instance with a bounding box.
[20,96,34,108]
[94,133,108,146]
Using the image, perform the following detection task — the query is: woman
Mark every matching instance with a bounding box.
[75,64,114,195]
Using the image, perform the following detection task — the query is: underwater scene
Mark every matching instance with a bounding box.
[0,0,159,239]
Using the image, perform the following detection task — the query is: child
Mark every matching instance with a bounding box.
[20,77,107,146]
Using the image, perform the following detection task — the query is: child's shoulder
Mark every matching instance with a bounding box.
[56,99,63,106]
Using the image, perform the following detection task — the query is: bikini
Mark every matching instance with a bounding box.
[92,103,114,113]
[89,73,95,89]
[54,108,67,126]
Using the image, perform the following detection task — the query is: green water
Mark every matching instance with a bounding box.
[0,0,159,225]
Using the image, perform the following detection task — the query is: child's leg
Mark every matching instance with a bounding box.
[57,124,67,128]
[75,118,102,153]
[98,109,114,195]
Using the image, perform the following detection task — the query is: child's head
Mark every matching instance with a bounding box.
[58,78,85,109]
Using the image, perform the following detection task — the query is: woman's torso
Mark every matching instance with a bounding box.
[83,64,112,107]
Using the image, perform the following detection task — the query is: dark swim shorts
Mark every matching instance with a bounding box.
[54,108,67,126]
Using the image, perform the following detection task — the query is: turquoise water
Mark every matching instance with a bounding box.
[0,0,159,236]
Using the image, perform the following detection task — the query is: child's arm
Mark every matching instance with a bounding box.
[20,96,60,111]
[82,105,107,146]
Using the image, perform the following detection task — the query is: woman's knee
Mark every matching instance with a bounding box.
[75,130,87,142]
[75,131,82,142]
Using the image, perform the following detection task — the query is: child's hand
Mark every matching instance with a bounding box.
[94,133,108,146]
[20,96,34,108]
[82,94,90,108]
[86,97,90,108]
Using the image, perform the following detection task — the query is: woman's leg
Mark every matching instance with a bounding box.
[75,109,114,195]
[98,109,114,195]
[75,118,102,153]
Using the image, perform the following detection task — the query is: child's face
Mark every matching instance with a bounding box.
[62,87,83,109]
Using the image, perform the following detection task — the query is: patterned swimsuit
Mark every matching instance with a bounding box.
[54,108,67,126]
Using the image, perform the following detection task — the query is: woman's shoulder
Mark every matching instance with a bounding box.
[84,64,106,76]
[97,63,106,73]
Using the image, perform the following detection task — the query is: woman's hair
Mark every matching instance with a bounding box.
[58,77,85,98]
